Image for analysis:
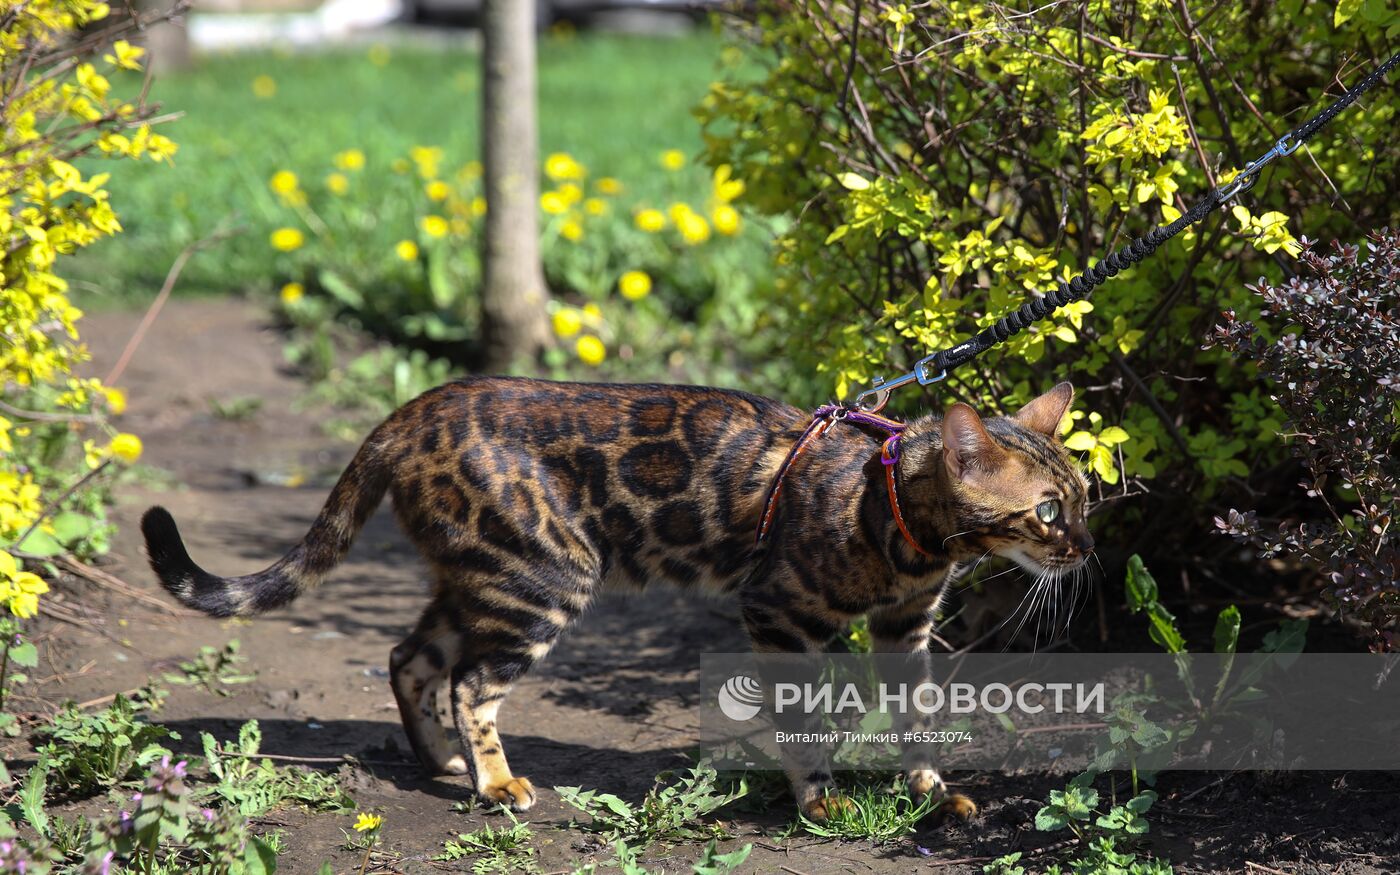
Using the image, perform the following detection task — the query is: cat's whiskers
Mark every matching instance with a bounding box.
[996,572,1045,651]
[1006,572,1050,650]
[942,528,980,548]
[974,562,1022,586]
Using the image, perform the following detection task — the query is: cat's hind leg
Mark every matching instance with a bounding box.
[868,591,978,821]
[389,602,468,776]
[741,579,852,821]
[445,565,594,812]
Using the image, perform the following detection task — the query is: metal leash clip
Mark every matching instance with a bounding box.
[853,352,948,413]
[1215,133,1302,202]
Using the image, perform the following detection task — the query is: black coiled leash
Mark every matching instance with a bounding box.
[852,49,1400,414]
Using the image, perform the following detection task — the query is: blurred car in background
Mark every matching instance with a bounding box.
[403,0,726,26]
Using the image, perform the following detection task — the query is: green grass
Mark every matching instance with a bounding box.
[67,31,729,305]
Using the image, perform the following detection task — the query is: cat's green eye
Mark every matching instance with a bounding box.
[1036,499,1061,524]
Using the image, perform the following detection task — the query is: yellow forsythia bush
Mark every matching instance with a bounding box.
[1,1,175,640]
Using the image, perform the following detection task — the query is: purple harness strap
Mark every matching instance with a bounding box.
[756,405,927,555]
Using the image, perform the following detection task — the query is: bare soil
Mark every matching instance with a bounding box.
[18,297,1399,874]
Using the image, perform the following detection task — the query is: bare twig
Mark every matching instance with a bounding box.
[104,225,239,386]
[12,461,111,551]
[0,398,101,424]
[54,554,191,616]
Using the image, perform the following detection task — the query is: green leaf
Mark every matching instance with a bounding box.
[1126,790,1158,814]
[1212,606,1241,655]
[1147,610,1186,655]
[1034,805,1069,832]
[243,836,280,875]
[1124,555,1158,611]
[20,754,49,837]
[597,793,635,818]
[49,511,94,546]
[9,528,63,558]
[317,268,365,309]
[695,840,753,875]
[1335,0,1363,26]
[1261,619,1308,654]
[7,640,38,668]
[837,172,870,191]
[1097,426,1130,446]
[1064,430,1098,451]
[1090,445,1118,483]
[824,224,850,244]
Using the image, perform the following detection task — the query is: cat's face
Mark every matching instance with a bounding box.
[924,383,1094,575]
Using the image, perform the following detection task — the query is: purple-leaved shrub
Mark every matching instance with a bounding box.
[1210,230,1399,650]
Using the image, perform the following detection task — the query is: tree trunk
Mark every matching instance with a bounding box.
[478,0,550,373]
[134,0,191,73]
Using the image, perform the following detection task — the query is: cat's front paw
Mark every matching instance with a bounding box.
[937,792,978,821]
[479,776,537,812]
[802,793,855,822]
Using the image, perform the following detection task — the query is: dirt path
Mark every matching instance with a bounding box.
[25,298,1400,874]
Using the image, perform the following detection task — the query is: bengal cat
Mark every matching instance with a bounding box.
[142,376,1092,820]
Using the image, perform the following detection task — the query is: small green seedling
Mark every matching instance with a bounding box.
[555,761,746,848]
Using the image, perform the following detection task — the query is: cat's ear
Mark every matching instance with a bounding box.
[942,403,1005,481]
[1013,382,1074,437]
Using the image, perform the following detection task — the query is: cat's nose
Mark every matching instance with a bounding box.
[1074,531,1095,553]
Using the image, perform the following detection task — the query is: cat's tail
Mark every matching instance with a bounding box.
[141,425,394,617]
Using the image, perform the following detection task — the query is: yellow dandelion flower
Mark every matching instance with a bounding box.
[552,308,582,337]
[558,182,583,205]
[560,219,584,242]
[584,198,607,216]
[540,191,569,215]
[544,152,584,181]
[712,204,741,236]
[677,210,711,245]
[395,240,419,261]
[451,218,471,236]
[582,303,603,321]
[367,44,391,67]
[108,433,143,464]
[103,387,127,415]
[660,149,686,171]
[576,335,606,366]
[270,227,305,252]
[421,215,449,238]
[667,202,692,225]
[410,145,443,179]
[426,180,451,201]
[280,282,305,304]
[471,196,488,217]
[391,158,411,175]
[353,812,384,832]
[459,161,484,181]
[334,149,366,171]
[251,75,277,98]
[326,173,349,195]
[618,271,652,301]
[634,208,666,233]
[595,177,623,195]
[269,170,299,196]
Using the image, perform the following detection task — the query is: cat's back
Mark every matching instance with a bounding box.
[381,377,808,589]
[423,376,797,444]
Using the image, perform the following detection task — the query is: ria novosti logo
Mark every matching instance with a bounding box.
[717,675,763,721]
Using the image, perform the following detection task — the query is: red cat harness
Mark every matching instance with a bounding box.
[755,405,932,557]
